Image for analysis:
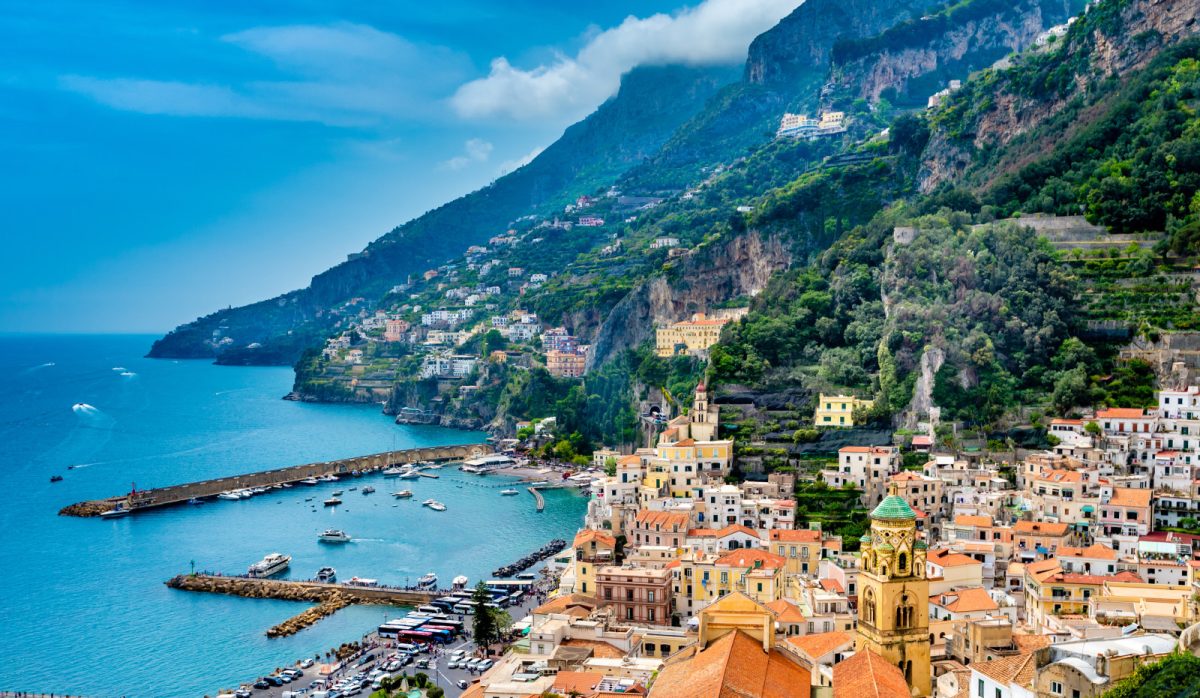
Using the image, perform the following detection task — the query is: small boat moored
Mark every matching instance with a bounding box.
[300,477,319,485]
[361,486,375,495]
[500,489,519,496]
[323,497,342,507]
[393,490,413,499]
[452,574,469,588]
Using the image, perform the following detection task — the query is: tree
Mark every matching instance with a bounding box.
[483,329,508,354]
[471,582,495,645]
[1084,420,1101,435]
[603,456,617,477]
[1051,366,1090,414]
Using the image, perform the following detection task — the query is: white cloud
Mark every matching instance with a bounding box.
[60,22,471,126]
[451,0,803,122]
[440,138,494,170]
[497,146,545,176]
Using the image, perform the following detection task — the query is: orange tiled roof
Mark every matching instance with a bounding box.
[765,598,808,623]
[635,509,690,530]
[574,529,617,548]
[927,548,981,568]
[715,548,787,570]
[930,587,998,613]
[1040,469,1083,483]
[833,648,911,698]
[890,471,924,481]
[650,628,810,698]
[1109,487,1151,508]
[1056,544,1118,561]
[973,653,1037,687]
[534,593,599,616]
[839,446,872,453]
[552,671,604,696]
[673,438,696,447]
[819,578,845,594]
[954,514,993,528]
[786,630,853,660]
[560,639,626,660]
[618,455,643,466]
[770,529,821,542]
[1096,408,1149,419]
[1013,520,1070,536]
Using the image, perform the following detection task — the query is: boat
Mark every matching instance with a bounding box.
[500,489,519,496]
[319,474,338,482]
[316,567,336,583]
[452,575,469,588]
[217,491,241,501]
[332,490,344,496]
[393,490,413,499]
[397,470,421,480]
[50,475,63,483]
[99,506,129,519]
[319,529,351,543]
[427,500,447,512]
[421,498,436,506]
[247,553,290,578]
[382,466,406,477]
[361,486,375,495]
[323,497,342,507]
[300,477,319,485]
[251,487,267,495]
[187,497,204,505]
[416,572,438,589]
[347,577,378,587]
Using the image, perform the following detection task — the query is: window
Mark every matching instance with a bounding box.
[644,643,655,656]
[647,608,655,622]
[977,679,984,697]
[626,608,634,620]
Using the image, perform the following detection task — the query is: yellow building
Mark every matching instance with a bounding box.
[572,529,616,596]
[814,393,874,428]
[654,383,732,497]
[655,313,729,357]
[1022,558,1142,631]
[856,484,932,696]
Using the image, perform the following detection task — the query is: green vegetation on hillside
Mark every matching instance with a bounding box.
[1103,653,1200,698]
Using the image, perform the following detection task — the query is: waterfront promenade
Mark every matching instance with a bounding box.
[60,443,492,517]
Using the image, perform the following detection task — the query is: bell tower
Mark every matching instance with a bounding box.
[856,483,931,696]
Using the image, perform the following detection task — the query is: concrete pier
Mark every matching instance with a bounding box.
[528,487,545,512]
[61,443,491,517]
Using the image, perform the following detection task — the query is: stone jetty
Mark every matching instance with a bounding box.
[166,574,439,637]
[62,443,491,517]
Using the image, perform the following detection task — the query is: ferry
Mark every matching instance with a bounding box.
[393,490,413,499]
[323,497,342,507]
[316,567,336,583]
[300,477,319,485]
[319,529,351,543]
[247,553,290,578]
[416,572,438,589]
[500,489,519,496]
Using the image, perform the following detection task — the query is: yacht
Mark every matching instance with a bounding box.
[361,486,375,495]
[316,567,337,583]
[500,489,519,496]
[247,553,290,578]
[393,490,413,499]
[416,572,438,589]
[319,529,351,543]
[397,469,421,480]
[382,466,405,477]
[323,497,342,507]
[300,477,319,485]
[452,575,469,589]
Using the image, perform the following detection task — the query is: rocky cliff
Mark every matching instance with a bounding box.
[587,230,791,370]
[920,0,1200,192]
[829,0,1083,106]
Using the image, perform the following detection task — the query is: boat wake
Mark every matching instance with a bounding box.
[111,367,126,372]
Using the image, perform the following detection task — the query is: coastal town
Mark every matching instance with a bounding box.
[223,380,1200,698]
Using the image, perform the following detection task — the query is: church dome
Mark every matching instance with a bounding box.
[871,494,916,521]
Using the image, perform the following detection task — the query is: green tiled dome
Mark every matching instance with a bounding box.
[876,543,894,551]
[914,540,928,550]
[871,494,916,520]
[859,534,872,543]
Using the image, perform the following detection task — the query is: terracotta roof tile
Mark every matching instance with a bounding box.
[715,548,787,570]
[786,630,853,660]
[1013,520,1070,536]
[930,587,998,613]
[954,514,993,528]
[973,653,1036,686]
[650,629,810,698]
[574,529,617,548]
[1096,408,1149,419]
[1108,487,1151,508]
[552,671,605,696]
[833,649,911,698]
[770,529,821,542]
[765,598,808,624]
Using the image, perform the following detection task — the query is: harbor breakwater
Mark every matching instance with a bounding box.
[60,443,492,517]
[166,574,439,637]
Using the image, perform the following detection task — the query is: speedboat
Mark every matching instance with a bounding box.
[452,575,469,588]
[99,506,129,519]
[247,553,290,578]
[397,470,420,480]
[323,497,342,507]
[500,489,519,496]
[217,491,241,501]
[393,490,413,499]
[421,498,436,506]
[319,474,338,482]
[316,567,336,583]
[332,490,343,496]
[427,501,447,512]
[50,475,63,483]
[361,486,375,495]
[319,529,351,543]
[416,572,438,588]
[300,477,319,485]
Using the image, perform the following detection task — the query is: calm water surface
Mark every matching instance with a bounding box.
[0,335,585,697]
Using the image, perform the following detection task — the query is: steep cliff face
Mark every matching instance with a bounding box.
[587,231,791,369]
[829,0,1082,105]
[920,0,1200,192]
[744,0,927,86]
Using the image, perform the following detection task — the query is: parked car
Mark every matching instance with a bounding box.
[457,680,469,689]
[300,658,315,668]
[253,679,270,690]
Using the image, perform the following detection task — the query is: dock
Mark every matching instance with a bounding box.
[165,574,440,637]
[60,443,491,517]
[528,487,545,512]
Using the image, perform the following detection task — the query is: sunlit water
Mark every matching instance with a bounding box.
[0,335,586,697]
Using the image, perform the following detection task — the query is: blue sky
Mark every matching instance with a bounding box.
[0,0,801,333]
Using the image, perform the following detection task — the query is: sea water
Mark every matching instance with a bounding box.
[0,335,586,696]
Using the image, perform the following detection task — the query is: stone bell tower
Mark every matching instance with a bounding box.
[856,483,931,696]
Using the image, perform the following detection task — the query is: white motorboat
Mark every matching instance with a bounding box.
[319,529,351,543]
[217,491,241,500]
[247,553,290,578]
[361,486,375,495]
[397,469,420,480]
[99,506,130,519]
[300,477,319,485]
[316,566,336,583]
[323,497,342,507]
[319,474,338,482]
[500,489,519,496]
[416,572,438,588]
[452,575,469,588]
[421,498,436,506]
[393,490,413,499]
[426,500,447,512]
[382,466,405,477]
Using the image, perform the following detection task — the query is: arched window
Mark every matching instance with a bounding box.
[898,551,908,574]
[863,588,877,624]
[895,593,915,629]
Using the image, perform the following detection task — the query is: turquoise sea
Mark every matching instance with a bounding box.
[0,335,587,697]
